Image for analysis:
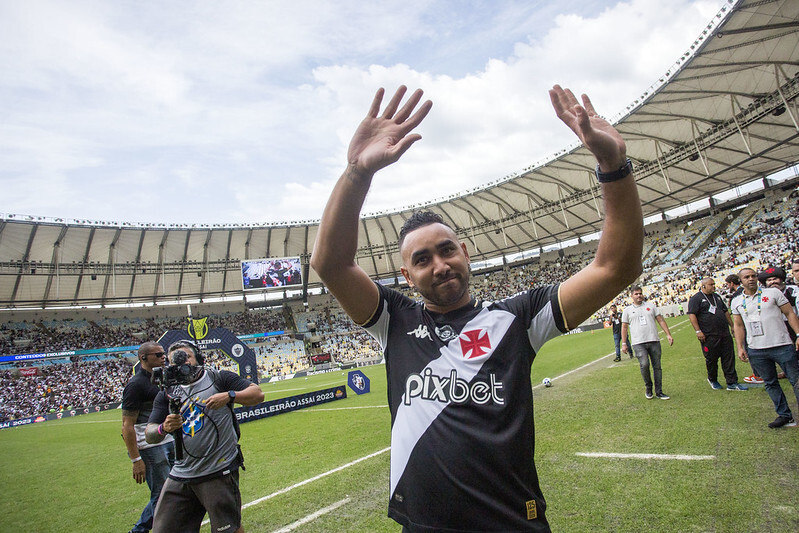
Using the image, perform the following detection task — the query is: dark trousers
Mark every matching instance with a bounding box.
[701,335,738,385]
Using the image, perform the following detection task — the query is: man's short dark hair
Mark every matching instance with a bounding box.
[724,274,740,285]
[138,341,160,359]
[630,285,642,293]
[398,211,447,250]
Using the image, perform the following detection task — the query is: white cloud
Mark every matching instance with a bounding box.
[0,0,729,224]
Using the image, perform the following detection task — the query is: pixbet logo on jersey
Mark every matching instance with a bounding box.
[404,368,504,406]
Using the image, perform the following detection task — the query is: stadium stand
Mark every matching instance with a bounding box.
[1,182,797,422]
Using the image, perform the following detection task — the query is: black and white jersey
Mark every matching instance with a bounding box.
[364,283,567,532]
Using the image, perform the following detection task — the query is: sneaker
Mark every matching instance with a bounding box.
[656,392,670,400]
[645,390,654,399]
[726,383,748,391]
[707,379,723,390]
[743,374,764,384]
[767,416,797,428]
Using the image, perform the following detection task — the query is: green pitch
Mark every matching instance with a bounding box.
[1,316,797,532]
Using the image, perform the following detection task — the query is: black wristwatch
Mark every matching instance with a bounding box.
[228,390,237,403]
[596,158,633,183]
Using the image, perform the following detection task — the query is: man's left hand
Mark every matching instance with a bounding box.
[204,392,232,410]
[667,334,674,346]
[549,85,626,171]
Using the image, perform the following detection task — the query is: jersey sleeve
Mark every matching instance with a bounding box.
[121,380,140,412]
[362,283,415,350]
[730,295,741,315]
[217,369,255,392]
[147,390,169,425]
[500,284,566,353]
[621,307,630,324]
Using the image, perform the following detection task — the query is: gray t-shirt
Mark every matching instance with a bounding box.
[730,287,790,349]
[622,302,662,345]
[150,368,252,480]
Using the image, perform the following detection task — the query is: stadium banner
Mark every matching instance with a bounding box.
[234,386,346,424]
[0,344,140,363]
[159,317,259,384]
[0,401,121,430]
[238,330,285,340]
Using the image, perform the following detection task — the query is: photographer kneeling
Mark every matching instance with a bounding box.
[145,340,264,533]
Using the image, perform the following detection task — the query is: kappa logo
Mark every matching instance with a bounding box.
[407,324,432,340]
[460,329,491,358]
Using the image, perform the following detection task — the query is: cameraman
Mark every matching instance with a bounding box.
[121,341,175,533]
[145,340,264,533]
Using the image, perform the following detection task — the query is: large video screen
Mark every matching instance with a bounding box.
[241,257,302,290]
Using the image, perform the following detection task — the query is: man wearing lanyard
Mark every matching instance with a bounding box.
[621,286,673,400]
[688,277,747,391]
[731,268,799,428]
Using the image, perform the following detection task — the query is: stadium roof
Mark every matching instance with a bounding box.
[1,0,798,309]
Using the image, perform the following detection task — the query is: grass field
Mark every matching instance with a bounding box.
[1,316,798,532]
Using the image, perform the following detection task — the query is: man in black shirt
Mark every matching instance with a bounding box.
[687,278,746,391]
[121,342,176,533]
[311,84,644,531]
[609,304,631,361]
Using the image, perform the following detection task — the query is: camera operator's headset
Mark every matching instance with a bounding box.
[166,339,205,365]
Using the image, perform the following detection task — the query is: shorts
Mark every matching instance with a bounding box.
[153,469,241,533]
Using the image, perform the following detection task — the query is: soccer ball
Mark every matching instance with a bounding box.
[543,377,552,387]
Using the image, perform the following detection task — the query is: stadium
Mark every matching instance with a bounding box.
[1,0,799,531]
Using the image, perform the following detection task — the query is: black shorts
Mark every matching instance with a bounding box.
[153,469,241,533]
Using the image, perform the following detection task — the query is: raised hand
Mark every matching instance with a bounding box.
[549,85,626,172]
[347,86,432,177]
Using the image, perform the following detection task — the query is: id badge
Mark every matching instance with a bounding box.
[638,315,647,326]
[750,321,764,337]
[708,304,717,314]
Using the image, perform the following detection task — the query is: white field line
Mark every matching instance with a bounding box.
[532,318,690,389]
[576,452,715,461]
[201,447,390,527]
[271,497,351,533]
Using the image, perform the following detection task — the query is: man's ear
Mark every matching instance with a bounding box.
[461,241,470,262]
[400,267,414,288]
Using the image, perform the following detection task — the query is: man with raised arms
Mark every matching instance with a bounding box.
[311,85,643,531]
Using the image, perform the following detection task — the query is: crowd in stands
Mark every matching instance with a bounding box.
[0,309,285,357]
[0,358,129,422]
[1,186,796,421]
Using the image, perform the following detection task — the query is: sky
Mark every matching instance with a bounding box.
[0,0,731,225]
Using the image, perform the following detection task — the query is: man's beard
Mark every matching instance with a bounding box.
[419,272,469,309]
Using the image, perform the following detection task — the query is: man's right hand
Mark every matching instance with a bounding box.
[621,343,628,354]
[696,330,706,342]
[738,347,748,362]
[132,458,146,484]
[346,86,432,178]
[162,413,183,433]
